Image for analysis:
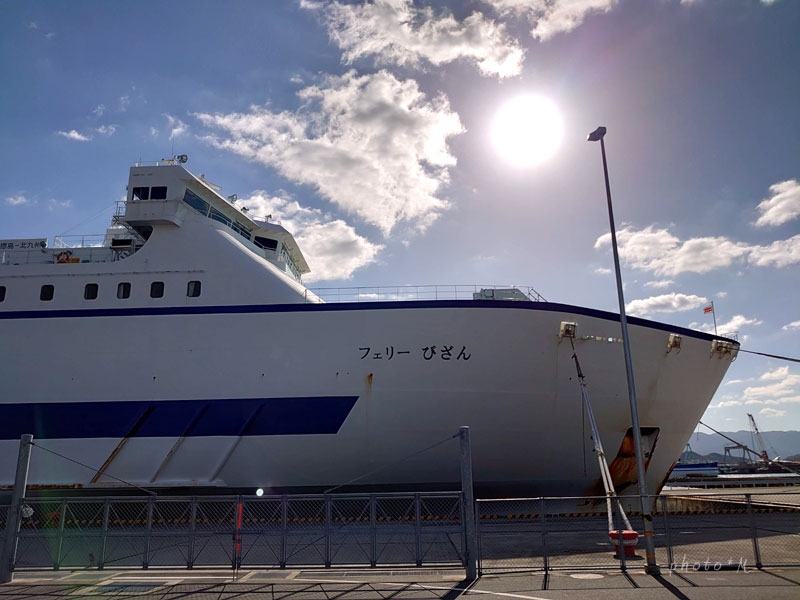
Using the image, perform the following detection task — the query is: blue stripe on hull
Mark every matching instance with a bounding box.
[0,396,358,440]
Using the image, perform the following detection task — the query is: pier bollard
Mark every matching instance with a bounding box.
[609,529,639,558]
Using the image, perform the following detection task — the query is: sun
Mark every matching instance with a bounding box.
[490,94,564,167]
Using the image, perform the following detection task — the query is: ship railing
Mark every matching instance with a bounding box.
[53,235,107,248]
[308,284,546,303]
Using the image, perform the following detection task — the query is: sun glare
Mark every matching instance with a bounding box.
[491,95,564,167]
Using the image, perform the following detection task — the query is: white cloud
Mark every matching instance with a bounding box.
[783,320,800,331]
[5,194,29,206]
[490,0,618,41]
[164,114,188,140]
[759,408,788,418]
[48,199,72,210]
[644,280,674,289]
[595,225,800,276]
[689,314,762,337]
[625,292,707,316]
[712,400,743,408]
[96,125,116,136]
[196,69,463,235]
[742,366,800,405]
[748,234,800,268]
[754,179,800,227]
[93,104,106,117]
[760,366,790,382]
[56,129,91,142]
[303,0,524,78]
[239,191,382,282]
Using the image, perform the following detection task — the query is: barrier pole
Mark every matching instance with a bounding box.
[460,426,478,579]
[0,434,33,584]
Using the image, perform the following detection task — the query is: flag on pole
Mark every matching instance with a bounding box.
[703,304,713,314]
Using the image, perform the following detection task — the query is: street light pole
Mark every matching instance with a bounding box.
[587,126,659,575]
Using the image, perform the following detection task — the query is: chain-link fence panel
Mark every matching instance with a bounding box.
[53,499,106,570]
[0,503,7,548]
[328,495,374,566]
[146,498,194,568]
[477,498,547,574]
[658,493,758,573]
[12,499,65,569]
[190,498,239,568]
[477,496,668,574]
[750,492,800,567]
[98,499,150,568]
[416,494,464,566]
[237,496,285,568]
[281,496,328,566]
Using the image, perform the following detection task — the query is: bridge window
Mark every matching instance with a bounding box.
[40,284,54,301]
[0,286,5,302]
[183,189,209,215]
[150,281,165,298]
[254,236,278,251]
[132,186,168,201]
[117,282,131,299]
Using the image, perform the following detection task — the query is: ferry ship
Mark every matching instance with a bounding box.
[0,157,739,498]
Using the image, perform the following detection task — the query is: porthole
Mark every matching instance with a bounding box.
[187,280,201,298]
[84,283,99,300]
[117,282,131,299]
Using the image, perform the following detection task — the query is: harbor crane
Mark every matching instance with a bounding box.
[747,412,774,464]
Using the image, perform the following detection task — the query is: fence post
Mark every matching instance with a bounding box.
[324,494,332,568]
[233,496,243,571]
[280,495,288,569]
[745,494,762,569]
[460,426,478,580]
[99,499,110,570]
[660,495,673,571]
[0,434,33,584]
[414,493,422,567]
[55,499,67,570]
[143,497,154,569]
[187,497,197,569]
[369,495,377,567]
[540,497,548,574]
[614,497,627,571]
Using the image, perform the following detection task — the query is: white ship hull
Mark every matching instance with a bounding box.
[1,300,735,497]
[0,160,739,499]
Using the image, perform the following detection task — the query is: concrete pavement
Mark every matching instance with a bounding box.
[2,565,799,599]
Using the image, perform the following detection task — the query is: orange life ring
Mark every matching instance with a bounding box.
[56,251,70,263]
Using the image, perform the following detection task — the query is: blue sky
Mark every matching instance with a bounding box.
[2,0,798,432]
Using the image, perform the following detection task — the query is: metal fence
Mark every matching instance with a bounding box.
[2,491,798,576]
[476,492,800,575]
[2,493,464,571]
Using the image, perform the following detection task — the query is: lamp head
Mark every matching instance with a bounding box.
[587,126,607,142]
